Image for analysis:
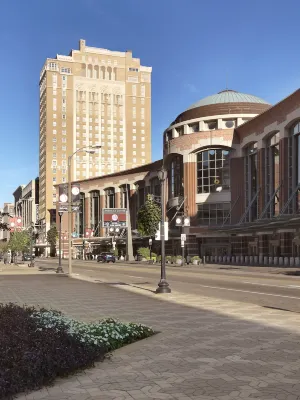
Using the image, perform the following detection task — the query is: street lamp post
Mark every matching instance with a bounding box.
[156,168,171,294]
[56,211,64,273]
[29,222,35,268]
[67,145,101,276]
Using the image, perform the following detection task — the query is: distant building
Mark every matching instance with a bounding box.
[39,39,152,247]
[0,203,15,242]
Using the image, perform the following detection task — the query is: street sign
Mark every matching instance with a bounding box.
[154,222,169,241]
[59,204,80,213]
[102,208,127,227]
[181,240,185,247]
[181,233,186,241]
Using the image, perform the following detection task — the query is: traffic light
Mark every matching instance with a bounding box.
[175,216,190,227]
[59,184,68,203]
[108,226,121,236]
[71,183,80,203]
[58,183,80,204]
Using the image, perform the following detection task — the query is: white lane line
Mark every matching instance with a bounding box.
[198,284,300,300]
[243,281,300,289]
[128,275,144,278]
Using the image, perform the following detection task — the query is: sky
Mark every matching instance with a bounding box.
[1,0,300,205]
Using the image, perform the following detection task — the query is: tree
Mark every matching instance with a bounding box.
[47,225,58,257]
[0,212,11,231]
[0,241,9,255]
[137,194,161,238]
[8,231,31,259]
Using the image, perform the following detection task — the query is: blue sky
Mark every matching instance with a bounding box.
[1,0,300,205]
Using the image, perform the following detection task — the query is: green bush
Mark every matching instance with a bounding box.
[191,256,201,261]
[166,255,172,262]
[156,255,161,262]
[137,247,150,259]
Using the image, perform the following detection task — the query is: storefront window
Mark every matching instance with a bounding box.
[197,149,230,194]
[75,193,85,237]
[197,203,230,225]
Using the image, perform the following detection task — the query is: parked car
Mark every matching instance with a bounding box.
[97,252,116,263]
[22,254,35,261]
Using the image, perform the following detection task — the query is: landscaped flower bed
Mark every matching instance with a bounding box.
[0,303,154,400]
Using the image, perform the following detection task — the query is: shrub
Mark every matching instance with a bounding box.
[0,304,154,399]
[191,256,201,261]
[156,255,161,262]
[166,255,172,262]
[137,247,150,259]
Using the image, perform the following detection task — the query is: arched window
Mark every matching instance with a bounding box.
[120,185,129,208]
[169,155,183,198]
[244,142,258,222]
[197,148,230,194]
[90,191,100,235]
[105,188,115,208]
[75,193,85,237]
[101,66,105,79]
[94,65,99,79]
[287,121,300,213]
[87,65,93,78]
[107,67,112,80]
[265,132,280,217]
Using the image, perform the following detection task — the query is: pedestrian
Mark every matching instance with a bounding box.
[186,255,191,265]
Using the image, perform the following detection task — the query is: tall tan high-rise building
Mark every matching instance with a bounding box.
[39,39,152,237]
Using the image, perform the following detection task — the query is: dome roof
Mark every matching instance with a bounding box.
[186,89,270,110]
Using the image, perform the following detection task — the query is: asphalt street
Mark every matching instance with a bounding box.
[35,259,300,314]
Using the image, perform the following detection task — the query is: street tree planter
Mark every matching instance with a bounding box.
[191,256,200,265]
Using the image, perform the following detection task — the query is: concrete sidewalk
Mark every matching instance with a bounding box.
[0,275,300,400]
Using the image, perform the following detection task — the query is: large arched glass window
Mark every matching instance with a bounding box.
[286,122,300,213]
[244,142,258,222]
[169,155,183,198]
[265,133,280,217]
[90,191,100,236]
[197,148,230,194]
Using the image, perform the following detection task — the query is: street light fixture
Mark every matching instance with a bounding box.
[68,145,101,276]
[156,168,171,294]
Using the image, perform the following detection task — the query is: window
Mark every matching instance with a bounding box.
[62,177,66,183]
[53,121,56,127]
[120,185,128,208]
[129,67,139,72]
[52,160,57,166]
[52,138,56,142]
[105,188,115,208]
[62,168,66,174]
[189,123,199,133]
[205,120,217,130]
[62,130,66,135]
[62,137,66,143]
[265,132,280,217]
[244,143,258,222]
[53,177,56,183]
[133,136,136,141]
[52,169,56,174]
[52,145,56,150]
[62,121,66,127]
[197,203,231,226]
[141,137,145,141]
[169,155,183,198]
[141,85,145,97]
[53,153,57,158]
[132,85,136,96]
[62,114,66,119]
[197,149,231,194]
[61,67,71,74]
[62,146,66,151]
[53,114,57,119]
[62,153,66,159]
[225,120,236,128]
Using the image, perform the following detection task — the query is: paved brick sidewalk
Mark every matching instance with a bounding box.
[1,275,300,400]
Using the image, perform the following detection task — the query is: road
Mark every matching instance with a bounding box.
[35,258,300,313]
[37,260,300,313]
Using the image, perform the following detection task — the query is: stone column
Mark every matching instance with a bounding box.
[183,158,197,220]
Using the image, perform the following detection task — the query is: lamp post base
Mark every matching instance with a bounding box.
[56,266,64,274]
[156,279,171,294]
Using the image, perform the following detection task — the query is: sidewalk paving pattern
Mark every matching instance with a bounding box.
[1,275,300,400]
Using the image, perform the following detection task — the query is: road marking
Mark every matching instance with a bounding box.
[243,281,300,289]
[128,275,144,278]
[198,284,300,300]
